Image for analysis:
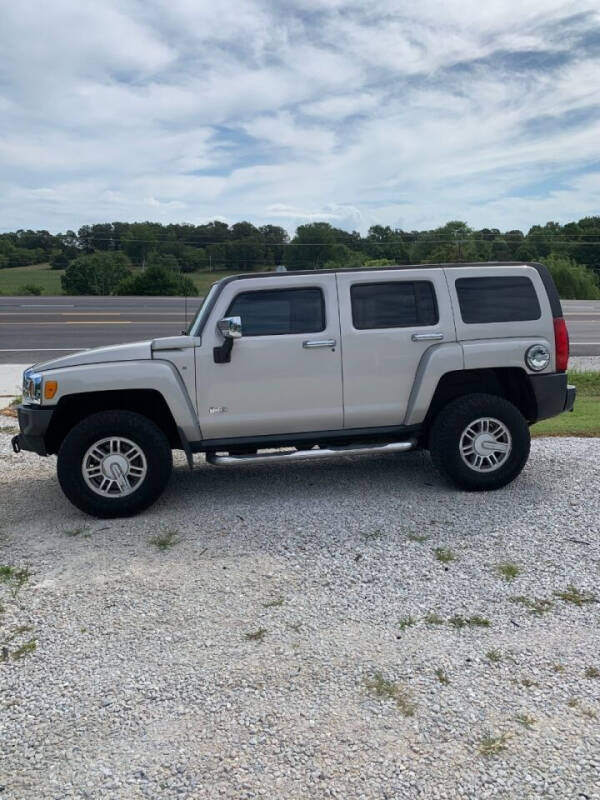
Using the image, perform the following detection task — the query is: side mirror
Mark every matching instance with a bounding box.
[217,316,242,339]
[214,316,242,363]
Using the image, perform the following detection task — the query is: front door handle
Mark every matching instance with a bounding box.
[411,333,444,342]
[303,339,337,348]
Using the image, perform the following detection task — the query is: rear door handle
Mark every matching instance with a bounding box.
[303,339,337,348]
[411,333,444,342]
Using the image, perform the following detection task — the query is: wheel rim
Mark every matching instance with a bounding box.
[459,417,512,473]
[82,437,147,497]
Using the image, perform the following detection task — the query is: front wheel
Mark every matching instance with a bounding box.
[57,411,172,518]
[429,393,530,491]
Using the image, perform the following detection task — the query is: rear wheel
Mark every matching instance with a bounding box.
[429,393,530,491]
[57,410,172,518]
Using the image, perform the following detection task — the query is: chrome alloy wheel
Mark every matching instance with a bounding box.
[459,417,512,473]
[82,437,147,497]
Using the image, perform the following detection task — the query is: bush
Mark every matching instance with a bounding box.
[117,266,198,296]
[542,254,600,300]
[18,284,43,295]
[50,252,70,270]
[61,252,132,295]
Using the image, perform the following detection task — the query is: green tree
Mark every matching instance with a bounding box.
[61,252,132,295]
[121,222,159,268]
[117,266,198,296]
[542,254,600,299]
[287,223,337,270]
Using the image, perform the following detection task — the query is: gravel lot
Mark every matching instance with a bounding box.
[1,433,599,800]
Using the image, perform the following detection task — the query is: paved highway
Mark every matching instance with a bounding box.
[0,296,599,364]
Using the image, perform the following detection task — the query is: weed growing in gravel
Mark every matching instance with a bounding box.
[434,667,450,685]
[0,426,18,434]
[510,595,554,615]
[11,639,37,660]
[407,532,429,543]
[552,663,566,673]
[64,528,86,537]
[567,698,579,708]
[424,613,444,625]
[362,529,384,542]
[0,566,31,597]
[514,713,536,729]
[554,585,598,606]
[496,562,521,581]
[398,616,416,632]
[449,614,490,629]
[286,622,302,633]
[519,677,539,688]
[149,530,179,551]
[434,548,456,563]
[365,672,415,716]
[262,596,284,608]
[486,649,502,663]
[581,708,597,719]
[479,732,510,756]
[245,628,267,642]
[585,666,600,679]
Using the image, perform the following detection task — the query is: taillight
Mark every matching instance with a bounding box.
[553,317,569,372]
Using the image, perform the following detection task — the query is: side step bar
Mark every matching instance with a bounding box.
[205,439,417,466]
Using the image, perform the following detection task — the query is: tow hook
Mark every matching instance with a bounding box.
[11,435,21,454]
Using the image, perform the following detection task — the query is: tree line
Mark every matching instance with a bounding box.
[1,217,600,297]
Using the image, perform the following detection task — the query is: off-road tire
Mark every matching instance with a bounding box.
[57,410,172,518]
[429,393,530,491]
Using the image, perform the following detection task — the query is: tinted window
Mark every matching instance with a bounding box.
[456,276,541,323]
[351,281,438,330]
[226,287,325,336]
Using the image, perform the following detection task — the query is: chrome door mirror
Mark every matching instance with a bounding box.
[217,316,242,339]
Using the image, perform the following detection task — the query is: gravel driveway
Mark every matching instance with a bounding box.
[1,433,599,799]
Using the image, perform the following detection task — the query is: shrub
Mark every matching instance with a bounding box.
[117,266,198,296]
[542,254,600,300]
[18,284,43,295]
[61,252,132,295]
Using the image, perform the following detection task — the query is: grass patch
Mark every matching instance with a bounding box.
[554,585,597,606]
[552,663,566,673]
[585,666,600,679]
[262,596,284,608]
[434,547,456,563]
[0,425,18,434]
[514,713,536,729]
[149,530,179,551]
[434,667,450,685]
[406,532,429,543]
[11,639,37,660]
[510,595,554,615]
[0,264,63,295]
[479,732,510,756]
[532,371,600,438]
[64,527,86,538]
[0,565,31,597]
[424,612,445,625]
[486,649,502,663]
[496,562,521,581]
[449,614,490,629]
[362,529,384,542]
[244,628,267,642]
[398,616,416,632]
[365,672,415,716]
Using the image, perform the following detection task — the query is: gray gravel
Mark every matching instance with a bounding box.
[1,434,599,800]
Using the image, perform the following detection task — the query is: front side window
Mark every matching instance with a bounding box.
[456,276,541,324]
[350,281,438,330]
[226,287,325,336]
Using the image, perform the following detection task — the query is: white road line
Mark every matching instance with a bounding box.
[19,304,74,308]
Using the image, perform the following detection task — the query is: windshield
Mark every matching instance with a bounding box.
[187,282,221,336]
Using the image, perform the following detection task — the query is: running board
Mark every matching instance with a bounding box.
[205,439,417,466]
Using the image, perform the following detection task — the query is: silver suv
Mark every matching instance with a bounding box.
[13,262,575,518]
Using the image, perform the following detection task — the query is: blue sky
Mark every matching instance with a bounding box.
[1,0,599,234]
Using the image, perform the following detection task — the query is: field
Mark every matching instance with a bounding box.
[0,263,234,296]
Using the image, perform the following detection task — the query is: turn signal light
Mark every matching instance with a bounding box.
[44,380,58,400]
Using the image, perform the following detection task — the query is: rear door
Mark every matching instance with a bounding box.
[195,274,343,439]
[336,269,455,428]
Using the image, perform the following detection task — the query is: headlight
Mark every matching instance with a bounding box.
[22,370,42,404]
[525,344,550,372]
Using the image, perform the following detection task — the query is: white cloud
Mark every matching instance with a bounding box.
[1,0,599,234]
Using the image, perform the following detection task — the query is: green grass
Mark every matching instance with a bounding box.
[496,562,521,581]
[479,731,511,756]
[532,371,600,438]
[365,672,416,716]
[244,627,267,642]
[449,614,490,629]
[554,585,597,606]
[434,547,456,563]
[0,264,64,295]
[149,530,180,551]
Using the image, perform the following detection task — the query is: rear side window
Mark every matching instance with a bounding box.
[456,276,541,323]
[226,287,325,336]
[351,281,438,330]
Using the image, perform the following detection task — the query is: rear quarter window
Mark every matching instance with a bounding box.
[456,276,541,324]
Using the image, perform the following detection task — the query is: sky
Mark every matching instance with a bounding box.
[1,0,600,235]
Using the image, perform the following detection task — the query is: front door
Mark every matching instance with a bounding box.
[195,274,343,439]
[336,269,455,428]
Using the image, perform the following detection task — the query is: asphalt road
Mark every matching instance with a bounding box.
[0,295,599,364]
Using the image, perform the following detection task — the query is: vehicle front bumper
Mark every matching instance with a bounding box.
[529,373,576,422]
[11,405,54,456]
